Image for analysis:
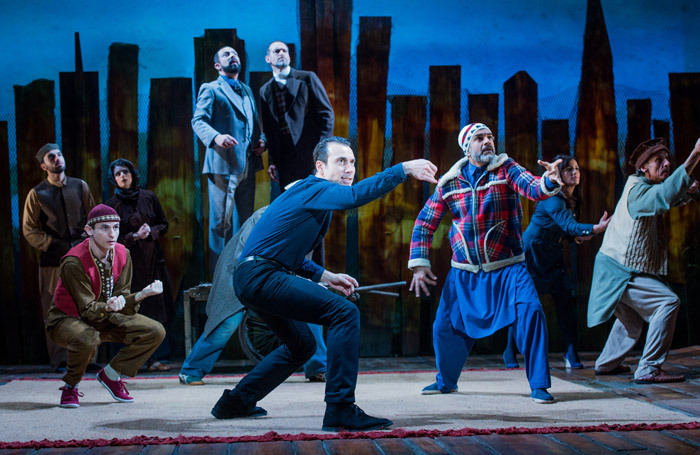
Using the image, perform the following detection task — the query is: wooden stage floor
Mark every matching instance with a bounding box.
[1,346,699,454]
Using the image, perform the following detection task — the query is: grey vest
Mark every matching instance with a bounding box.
[599,175,667,275]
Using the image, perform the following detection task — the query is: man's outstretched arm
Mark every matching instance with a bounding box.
[305,159,437,211]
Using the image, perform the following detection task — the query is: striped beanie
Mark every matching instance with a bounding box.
[458,123,491,155]
[87,204,120,226]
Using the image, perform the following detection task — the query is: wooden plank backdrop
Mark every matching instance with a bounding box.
[624,99,652,164]
[504,71,538,225]
[0,121,20,363]
[653,120,670,143]
[356,16,392,355]
[299,0,318,72]
[108,43,139,166]
[247,70,273,211]
[15,79,56,363]
[4,5,700,364]
[468,94,499,147]
[60,33,101,196]
[389,95,426,355]
[429,66,462,175]
[193,29,246,277]
[59,71,101,194]
[298,0,353,134]
[541,119,569,162]
[311,0,334,93]
[668,73,700,283]
[331,0,352,139]
[194,29,247,89]
[147,78,197,297]
[427,65,461,353]
[328,0,353,274]
[574,0,618,285]
[299,0,353,273]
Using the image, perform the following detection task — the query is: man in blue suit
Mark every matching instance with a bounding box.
[192,46,266,270]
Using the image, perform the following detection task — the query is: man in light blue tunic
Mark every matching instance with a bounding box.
[589,137,700,383]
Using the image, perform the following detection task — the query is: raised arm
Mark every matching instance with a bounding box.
[683,138,700,176]
[505,159,561,202]
[304,160,436,211]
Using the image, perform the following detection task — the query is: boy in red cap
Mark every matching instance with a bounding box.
[46,204,166,408]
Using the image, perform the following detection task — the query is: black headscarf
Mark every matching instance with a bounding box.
[109,158,141,202]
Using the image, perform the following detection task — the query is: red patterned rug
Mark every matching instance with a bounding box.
[2,422,699,449]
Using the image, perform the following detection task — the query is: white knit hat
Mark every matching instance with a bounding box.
[457,123,491,155]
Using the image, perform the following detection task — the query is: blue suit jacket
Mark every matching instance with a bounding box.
[192,75,263,176]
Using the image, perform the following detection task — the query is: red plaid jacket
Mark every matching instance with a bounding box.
[409,154,559,273]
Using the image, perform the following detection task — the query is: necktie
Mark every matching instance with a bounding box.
[229,79,242,96]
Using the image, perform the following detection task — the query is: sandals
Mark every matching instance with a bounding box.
[147,361,171,371]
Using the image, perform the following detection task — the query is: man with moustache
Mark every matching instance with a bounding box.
[589,137,700,384]
[22,143,96,372]
[409,123,563,403]
[210,136,438,432]
[259,40,334,190]
[192,46,265,270]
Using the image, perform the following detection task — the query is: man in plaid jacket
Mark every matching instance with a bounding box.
[409,122,563,403]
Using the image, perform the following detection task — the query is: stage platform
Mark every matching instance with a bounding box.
[1,347,699,454]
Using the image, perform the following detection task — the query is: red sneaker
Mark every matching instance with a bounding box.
[96,368,134,402]
[59,386,83,408]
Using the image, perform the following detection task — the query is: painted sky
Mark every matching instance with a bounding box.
[0,0,698,119]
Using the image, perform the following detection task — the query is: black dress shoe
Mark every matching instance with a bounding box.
[595,364,631,375]
[211,389,267,419]
[322,403,393,432]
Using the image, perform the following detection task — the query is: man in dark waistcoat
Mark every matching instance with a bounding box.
[22,143,96,371]
[259,40,334,190]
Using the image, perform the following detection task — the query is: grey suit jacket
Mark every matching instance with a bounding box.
[203,206,267,337]
[192,76,263,176]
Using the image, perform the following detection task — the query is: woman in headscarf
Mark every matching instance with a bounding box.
[503,154,609,369]
[105,158,174,371]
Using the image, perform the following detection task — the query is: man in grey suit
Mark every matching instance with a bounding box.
[260,41,334,190]
[192,46,265,270]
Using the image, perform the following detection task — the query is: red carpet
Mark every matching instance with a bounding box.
[2,421,699,449]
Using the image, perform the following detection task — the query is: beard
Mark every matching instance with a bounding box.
[273,58,289,70]
[221,61,240,74]
[471,148,495,165]
[46,163,66,174]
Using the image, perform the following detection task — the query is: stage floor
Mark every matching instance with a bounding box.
[1,347,699,454]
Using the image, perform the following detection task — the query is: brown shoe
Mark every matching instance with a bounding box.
[148,361,171,372]
[635,368,685,384]
[595,364,631,376]
[307,373,326,383]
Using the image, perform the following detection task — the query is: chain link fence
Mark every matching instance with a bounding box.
[2,80,674,276]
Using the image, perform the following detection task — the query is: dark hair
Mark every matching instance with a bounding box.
[214,46,232,65]
[552,154,582,215]
[313,136,352,173]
